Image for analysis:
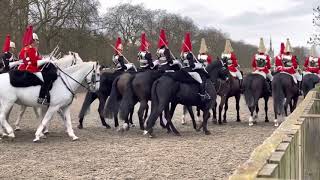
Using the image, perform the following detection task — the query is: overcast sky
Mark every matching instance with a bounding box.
[99,0,318,53]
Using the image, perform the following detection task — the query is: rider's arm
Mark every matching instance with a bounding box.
[251,55,257,70]
[207,55,212,64]
[164,48,173,64]
[292,56,298,69]
[231,53,239,67]
[303,57,309,69]
[266,55,271,69]
[118,55,127,69]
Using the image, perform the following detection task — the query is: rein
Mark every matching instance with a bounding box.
[56,65,95,95]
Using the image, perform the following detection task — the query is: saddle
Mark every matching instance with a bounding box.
[164,70,198,84]
[9,70,43,87]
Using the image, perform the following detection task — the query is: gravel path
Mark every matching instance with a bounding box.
[0,93,278,179]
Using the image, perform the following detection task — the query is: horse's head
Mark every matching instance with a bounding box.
[206,57,230,82]
[85,61,100,92]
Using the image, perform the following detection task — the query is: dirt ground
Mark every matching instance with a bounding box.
[0,93,278,180]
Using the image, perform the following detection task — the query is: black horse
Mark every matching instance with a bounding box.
[272,72,299,126]
[243,73,270,126]
[301,73,319,97]
[144,59,229,137]
[77,70,135,129]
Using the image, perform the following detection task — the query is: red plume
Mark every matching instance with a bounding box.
[140,32,149,51]
[114,37,123,54]
[280,42,285,54]
[26,25,34,46]
[157,29,168,48]
[181,32,192,52]
[2,34,11,52]
[22,26,29,46]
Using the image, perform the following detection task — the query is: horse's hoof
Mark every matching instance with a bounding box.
[249,122,254,126]
[274,123,279,127]
[77,124,83,129]
[15,127,21,131]
[181,122,186,125]
[223,120,227,123]
[8,133,15,139]
[174,132,181,136]
[72,136,79,141]
[236,120,241,122]
[253,121,257,124]
[33,137,40,143]
[41,134,47,139]
[143,130,148,135]
[104,125,111,129]
[43,131,50,136]
[2,133,8,138]
[265,119,269,123]
[204,131,211,135]
[129,124,135,128]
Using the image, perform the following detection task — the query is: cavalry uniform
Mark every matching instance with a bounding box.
[197,38,212,67]
[18,25,57,105]
[275,39,302,84]
[156,29,172,65]
[251,38,273,81]
[221,40,243,87]
[303,45,320,76]
[1,35,20,72]
[137,32,157,70]
[180,32,210,101]
[112,37,135,72]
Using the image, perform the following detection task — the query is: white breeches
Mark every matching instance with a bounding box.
[34,72,44,82]
[266,72,273,81]
[230,70,243,80]
[253,70,273,81]
[281,72,302,84]
[303,71,320,78]
[188,72,202,84]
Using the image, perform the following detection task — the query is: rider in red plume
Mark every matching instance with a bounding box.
[251,37,273,94]
[1,34,20,72]
[303,45,320,75]
[112,37,134,72]
[180,32,211,102]
[198,38,212,66]
[18,25,58,105]
[138,32,155,70]
[156,29,173,66]
[275,38,302,93]
[221,39,243,89]
[2,34,10,53]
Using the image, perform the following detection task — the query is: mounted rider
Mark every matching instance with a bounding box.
[180,32,211,102]
[275,38,302,89]
[303,45,320,76]
[112,37,135,72]
[221,40,243,88]
[137,32,157,70]
[1,35,20,72]
[156,29,181,71]
[197,38,212,67]
[18,25,57,105]
[251,38,272,93]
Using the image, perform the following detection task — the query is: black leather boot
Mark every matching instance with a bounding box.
[198,83,211,102]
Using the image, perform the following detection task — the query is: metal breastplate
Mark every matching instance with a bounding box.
[157,48,167,64]
[309,57,318,68]
[255,54,267,67]
[281,55,292,67]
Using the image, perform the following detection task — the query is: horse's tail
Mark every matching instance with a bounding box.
[272,76,285,115]
[151,79,160,110]
[119,75,136,120]
[104,76,121,119]
[243,75,255,108]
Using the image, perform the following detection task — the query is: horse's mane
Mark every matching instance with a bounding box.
[206,60,222,73]
[60,61,94,74]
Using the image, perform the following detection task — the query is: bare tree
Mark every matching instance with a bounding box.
[308,5,320,45]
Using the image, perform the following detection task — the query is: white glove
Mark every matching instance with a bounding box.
[9,60,22,68]
[37,59,50,67]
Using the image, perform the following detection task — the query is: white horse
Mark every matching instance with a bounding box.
[13,52,84,131]
[0,61,100,142]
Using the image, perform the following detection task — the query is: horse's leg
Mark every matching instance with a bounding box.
[212,101,217,124]
[218,96,225,124]
[61,106,78,141]
[264,96,269,122]
[202,110,211,135]
[144,103,149,121]
[78,91,97,129]
[98,96,111,129]
[14,105,26,131]
[138,100,148,130]
[235,94,241,122]
[181,105,188,125]
[0,102,15,138]
[145,104,167,137]
[129,107,135,127]
[223,97,229,123]
[34,106,60,142]
[167,102,180,136]
[248,106,255,126]
[254,105,259,120]
[186,106,198,131]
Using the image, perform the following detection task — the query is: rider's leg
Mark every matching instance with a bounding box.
[236,69,243,90]
[188,72,210,101]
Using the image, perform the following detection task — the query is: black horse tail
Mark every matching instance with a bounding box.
[104,76,121,119]
[272,77,285,115]
[243,75,255,108]
[151,79,160,110]
[119,75,136,120]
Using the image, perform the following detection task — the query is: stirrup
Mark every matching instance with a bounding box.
[198,93,211,101]
[37,98,49,105]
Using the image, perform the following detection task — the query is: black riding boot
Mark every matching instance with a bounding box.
[267,80,272,96]
[298,81,302,96]
[199,82,211,102]
[37,81,52,105]
[239,79,244,93]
